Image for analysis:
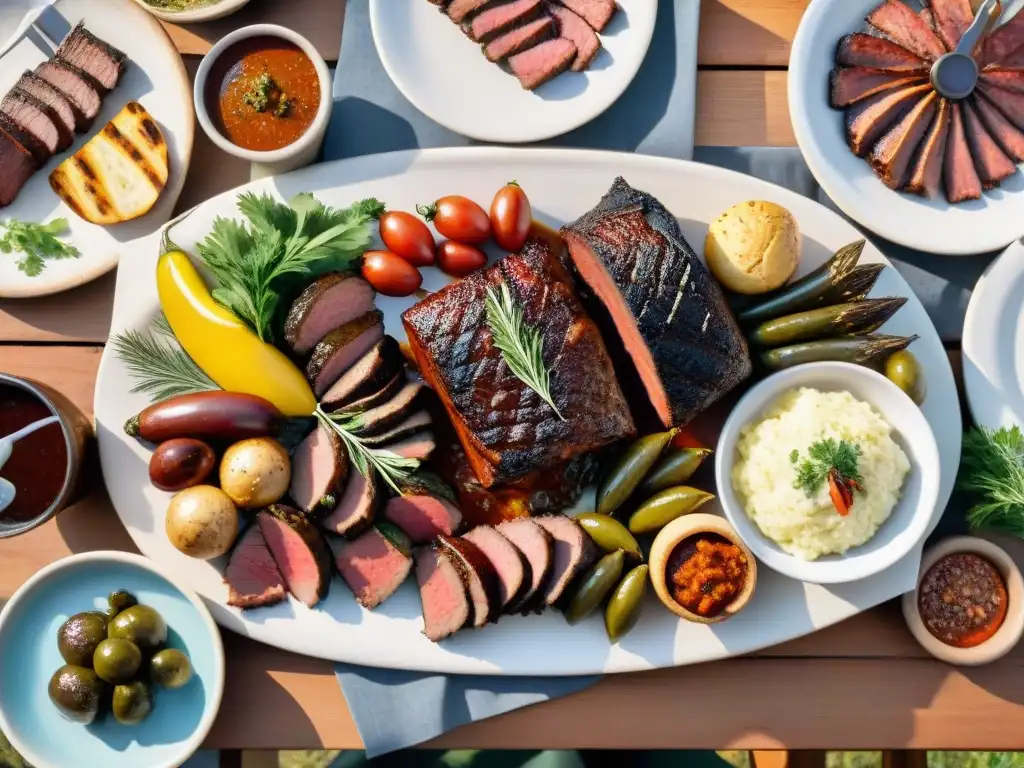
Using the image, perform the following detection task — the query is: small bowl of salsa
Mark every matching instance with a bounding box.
[0,374,90,539]
[193,24,332,176]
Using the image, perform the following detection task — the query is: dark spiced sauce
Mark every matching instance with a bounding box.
[0,385,67,523]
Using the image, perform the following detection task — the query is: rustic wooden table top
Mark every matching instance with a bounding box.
[4,0,1024,752]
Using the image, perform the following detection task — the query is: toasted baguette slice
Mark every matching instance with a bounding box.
[49,101,168,225]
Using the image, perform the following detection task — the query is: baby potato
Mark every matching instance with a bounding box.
[705,200,800,295]
[219,437,291,508]
[166,485,238,559]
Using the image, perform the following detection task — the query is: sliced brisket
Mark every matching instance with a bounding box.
[484,17,554,62]
[869,90,939,189]
[547,3,602,71]
[978,11,1024,67]
[835,32,928,72]
[416,545,471,641]
[284,274,377,354]
[508,38,577,90]
[977,83,1024,131]
[927,0,974,52]
[383,433,437,460]
[866,0,947,61]
[973,91,1024,162]
[331,374,406,418]
[467,0,543,42]
[335,523,413,610]
[34,60,102,126]
[961,99,1018,188]
[495,518,553,613]
[829,67,927,108]
[846,83,931,156]
[1,88,70,156]
[553,0,615,32]
[906,98,952,196]
[980,69,1024,93]
[384,489,464,544]
[15,71,78,139]
[944,102,984,202]
[55,22,127,91]
[224,524,287,609]
[0,127,36,207]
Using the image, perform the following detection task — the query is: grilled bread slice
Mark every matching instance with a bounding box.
[49,101,167,225]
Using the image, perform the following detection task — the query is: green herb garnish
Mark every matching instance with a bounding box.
[791,437,863,495]
[143,0,213,9]
[0,218,79,277]
[111,315,219,402]
[484,282,564,421]
[314,405,419,495]
[960,425,1024,536]
[242,70,292,117]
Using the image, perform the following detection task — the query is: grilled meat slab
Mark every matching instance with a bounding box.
[870,91,939,189]
[906,97,952,196]
[835,33,928,71]
[830,67,927,108]
[944,102,984,202]
[867,0,946,61]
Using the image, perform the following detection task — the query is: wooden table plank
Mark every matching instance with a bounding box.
[696,71,795,147]
[699,1,808,67]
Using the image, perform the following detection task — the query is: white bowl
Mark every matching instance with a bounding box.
[130,0,251,24]
[715,361,941,584]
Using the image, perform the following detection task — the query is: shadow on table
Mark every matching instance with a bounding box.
[56,486,139,556]
[0,271,114,340]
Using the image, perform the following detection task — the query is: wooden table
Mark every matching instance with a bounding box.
[4,0,1024,752]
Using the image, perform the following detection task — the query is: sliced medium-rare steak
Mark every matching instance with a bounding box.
[869,91,939,189]
[384,433,437,460]
[349,382,425,437]
[961,100,1017,188]
[321,336,403,411]
[866,0,946,61]
[34,60,102,126]
[258,505,333,609]
[335,523,413,610]
[835,32,927,72]
[402,238,634,488]
[554,0,615,32]
[15,71,77,139]
[977,84,1024,131]
[463,525,531,613]
[509,38,577,90]
[906,98,952,196]
[384,473,464,543]
[437,534,501,626]
[846,83,931,156]
[306,310,385,397]
[495,517,553,612]
[980,70,1024,94]
[547,3,601,72]
[927,0,973,52]
[322,463,378,538]
[332,374,406,418]
[55,22,127,91]
[0,113,48,168]
[447,0,492,23]
[284,274,376,354]
[224,524,287,609]
[416,545,471,641]
[972,93,1024,162]
[484,17,554,62]
[0,126,37,207]
[562,177,752,429]
[1,88,70,156]
[978,11,1024,67]
[829,67,927,108]
[361,411,433,447]
[289,422,349,517]
[944,102,984,203]
[467,0,543,42]
[533,514,596,608]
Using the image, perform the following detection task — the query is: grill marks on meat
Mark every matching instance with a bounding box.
[467,0,543,42]
[509,38,577,90]
[835,33,928,71]
[55,22,127,90]
[972,92,1024,162]
[846,83,931,156]
[829,67,927,107]
[225,524,288,609]
[944,102,984,202]
[484,17,554,62]
[547,3,602,72]
[35,60,103,126]
[906,98,952,196]
[926,0,974,52]
[978,11,1024,67]
[285,274,377,354]
[0,127,37,207]
[402,238,634,488]
[961,99,1017,188]
[870,91,939,189]
[867,0,946,61]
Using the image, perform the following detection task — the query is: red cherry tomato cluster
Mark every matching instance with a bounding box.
[359,183,534,296]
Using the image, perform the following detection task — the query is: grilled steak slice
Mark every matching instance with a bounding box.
[554,0,615,32]
[867,0,946,61]
[349,382,425,437]
[321,337,403,411]
[322,462,378,538]
[906,97,952,196]
[448,0,492,23]
[55,22,127,91]
[467,0,543,42]
[973,92,1024,161]
[870,91,939,189]
[835,32,928,71]
[225,524,288,609]
[509,38,577,89]
[962,99,1017,188]
[285,274,377,354]
[335,523,413,610]
[15,71,77,139]
[980,69,1024,93]
[306,310,385,397]
[437,534,501,626]
[463,525,531,613]
[533,513,596,608]
[385,493,463,544]
[926,0,973,52]
[258,505,333,609]
[35,60,102,126]
[332,374,406,418]
[829,67,927,107]
[416,545,471,641]
[547,3,601,71]
[562,177,751,429]
[846,83,931,156]
[384,433,437,460]
[978,11,1024,67]
[484,17,554,61]
[977,83,1024,131]
[944,102,984,202]
[0,126,37,207]
[0,113,48,167]
[289,423,349,517]
[1,88,70,156]
[361,411,433,447]
[496,518,553,613]
[403,238,634,488]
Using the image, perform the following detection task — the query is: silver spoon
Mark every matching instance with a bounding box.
[0,415,60,515]
[931,0,1003,99]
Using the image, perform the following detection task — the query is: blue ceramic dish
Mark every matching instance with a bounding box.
[0,551,225,768]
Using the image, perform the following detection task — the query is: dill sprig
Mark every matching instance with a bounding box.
[790,438,863,495]
[314,405,419,495]
[110,318,219,402]
[960,425,1024,536]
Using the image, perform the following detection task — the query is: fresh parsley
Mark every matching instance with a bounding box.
[0,218,79,277]
[791,438,863,495]
[959,425,1024,536]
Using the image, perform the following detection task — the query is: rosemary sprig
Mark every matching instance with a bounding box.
[484,282,564,421]
[314,405,419,495]
[111,320,219,402]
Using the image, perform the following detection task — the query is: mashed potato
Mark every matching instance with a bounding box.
[732,387,910,561]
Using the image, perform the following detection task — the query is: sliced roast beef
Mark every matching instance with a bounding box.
[846,83,931,156]
[835,32,928,72]
[321,336,403,411]
[224,524,288,609]
[980,69,1024,94]
[447,0,492,23]
[349,382,425,437]
[34,60,102,126]
[962,99,1017,188]
[495,518,553,613]
[289,423,349,517]
[15,71,77,139]
[829,67,927,108]
[467,0,543,42]
[533,514,596,608]
[437,534,501,626]
[870,91,939,189]
[55,22,127,91]
[977,83,1024,131]
[258,505,333,609]
[972,92,1024,162]
[332,374,406,418]
[509,38,577,90]
[484,17,554,62]
[1,88,69,157]
[866,0,946,61]
[547,3,601,71]
[0,127,37,207]
[384,474,464,543]
[362,411,433,447]
[920,7,940,39]
[554,0,615,32]
[978,11,1024,67]
[927,0,973,52]
[383,433,437,460]
[996,46,1024,69]
[463,525,531,613]
[307,310,385,397]
[416,545,471,641]
[335,523,413,609]
[0,113,48,167]
[944,102,984,202]
[322,463,378,538]
[906,98,952,196]
[284,274,377,354]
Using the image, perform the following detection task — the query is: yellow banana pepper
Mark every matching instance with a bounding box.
[157,250,316,416]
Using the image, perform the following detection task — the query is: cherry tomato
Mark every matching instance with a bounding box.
[379,211,436,267]
[437,241,488,278]
[490,181,532,252]
[361,250,423,297]
[417,196,491,245]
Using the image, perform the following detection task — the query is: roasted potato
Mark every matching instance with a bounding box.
[705,200,800,295]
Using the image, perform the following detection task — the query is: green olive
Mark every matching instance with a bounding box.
[596,430,676,516]
[150,649,194,689]
[93,638,142,685]
[884,349,926,405]
[605,564,649,642]
[640,448,712,495]
[108,605,167,653]
[563,550,626,625]
[575,513,642,562]
[628,487,715,534]
[57,611,109,667]
[48,665,107,724]
[107,590,138,619]
[112,680,153,725]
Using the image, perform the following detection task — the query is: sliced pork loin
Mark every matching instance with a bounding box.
[944,102,984,203]
[961,99,1017,188]
[496,518,554,613]
[332,374,406,418]
[834,33,927,72]
[463,525,532,613]
[1,88,69,157]
[384,473,463,544]
[416,545,471,641]
[320,336,403,411]
[362,411,433,448]
[0,126,37,207]
[829,67,926,108]
[0,113,48,168]
[869,91,939,189]
[335,523,413,609]
[289,423,349,517]
[865,0,946,61]
[437,534,501,627]
[484,16,554,62]
[509,38,577,90]
[467,0,543,42]
[322,463,378,538]
[447,0,492,23]
[307,310,385,397]
[34,60,102,127]
[906,97,952,197]
[554,0,616,32]
[972,93,1024,162]
[258,505,333,609]
[224,524,288,609]
[348,382,425,437]
[846,83,930,156]
[382,433,437,461]
[55,22,127,91]
[533,514,596,608]
[547,3,601,72]
[284,274,377,354]
[15,71,78,139]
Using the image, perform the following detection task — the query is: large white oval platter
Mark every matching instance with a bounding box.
[0,0,193,298]
[95,148,961,676]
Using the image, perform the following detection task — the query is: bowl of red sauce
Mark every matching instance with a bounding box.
[193,24,333,176]
[902,536,1024,666]
[0,374,90,538]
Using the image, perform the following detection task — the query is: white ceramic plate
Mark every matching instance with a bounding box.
[129,0,251,23]
[0,0,194,298]
[369,0,658,143]
[789,0,1024,255]
[94,147,961,676]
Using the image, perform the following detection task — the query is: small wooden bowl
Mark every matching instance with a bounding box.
[648,513,758,624]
